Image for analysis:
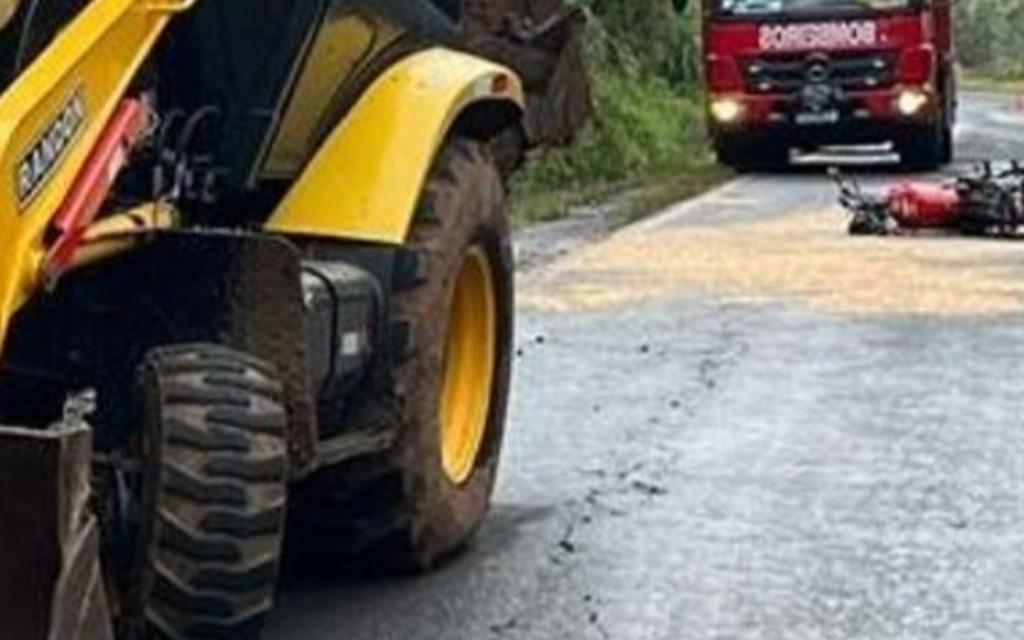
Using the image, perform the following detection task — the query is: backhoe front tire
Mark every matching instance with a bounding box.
[291,138,514,573]
[134,345,288,640]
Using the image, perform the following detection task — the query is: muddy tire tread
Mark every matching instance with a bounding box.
[141,345,287,640]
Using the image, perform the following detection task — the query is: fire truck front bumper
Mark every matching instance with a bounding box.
[708,84,942,146]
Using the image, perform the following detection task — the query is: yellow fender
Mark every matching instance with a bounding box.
[267,47,524,245]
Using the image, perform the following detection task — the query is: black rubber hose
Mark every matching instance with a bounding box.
[12,0,41,72]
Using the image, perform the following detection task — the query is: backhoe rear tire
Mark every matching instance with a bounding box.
[134,345,288,640]
[290,138,514,573]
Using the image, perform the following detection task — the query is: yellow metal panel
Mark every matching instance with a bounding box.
[262,10,403,177]
[266,47,523,245]
[0,0,188,359]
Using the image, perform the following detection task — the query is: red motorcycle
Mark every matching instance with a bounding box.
[834,163,1024,237]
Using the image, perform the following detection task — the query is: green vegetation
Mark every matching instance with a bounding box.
[511,1,1024,224]
[957,0,1024,80]
[512,0,724,225]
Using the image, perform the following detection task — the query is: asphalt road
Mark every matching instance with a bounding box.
[266,93,1024,640]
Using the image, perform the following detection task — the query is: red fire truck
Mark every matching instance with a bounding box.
[702,0,956,170]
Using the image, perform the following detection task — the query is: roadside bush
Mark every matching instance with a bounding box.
[958,0,1024,78]
[514,0,713,210]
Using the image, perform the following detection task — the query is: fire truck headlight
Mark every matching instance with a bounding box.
[896,89,929,117]
[710,97,744,124]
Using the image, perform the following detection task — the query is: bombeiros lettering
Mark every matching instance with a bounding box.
[758,21,878,51]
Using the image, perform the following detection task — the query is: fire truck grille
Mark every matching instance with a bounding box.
[741,51,898,94]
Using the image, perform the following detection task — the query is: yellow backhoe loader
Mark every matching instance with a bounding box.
[0,1,587,638]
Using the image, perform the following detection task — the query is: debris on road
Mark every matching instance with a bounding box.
[488,617,520,636]
[521,203,1024,315]
[630,480,669,497]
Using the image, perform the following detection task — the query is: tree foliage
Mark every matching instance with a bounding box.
[587,0,699,82]
[957,0,1024,77]
[515,0,710,197]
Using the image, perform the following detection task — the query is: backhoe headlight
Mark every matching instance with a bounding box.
[896,88,929,117]
[710,97,744,124]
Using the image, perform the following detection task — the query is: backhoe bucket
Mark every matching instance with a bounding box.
[464,0,591,147]
[0,425,113,640]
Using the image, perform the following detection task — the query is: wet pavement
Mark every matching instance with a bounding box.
[266,93,1024,639]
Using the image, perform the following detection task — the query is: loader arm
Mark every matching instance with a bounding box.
[0,0,196,362]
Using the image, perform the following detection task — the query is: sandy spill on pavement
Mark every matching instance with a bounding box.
[521,208,1024,315]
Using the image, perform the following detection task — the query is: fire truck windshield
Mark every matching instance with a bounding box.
[714,0,917,17]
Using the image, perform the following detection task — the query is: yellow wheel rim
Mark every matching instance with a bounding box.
[440,246,498,485]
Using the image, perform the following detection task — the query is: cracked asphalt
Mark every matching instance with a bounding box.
[266,92,1024,639]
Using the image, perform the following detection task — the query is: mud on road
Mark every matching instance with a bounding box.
[266,92,1024,640]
